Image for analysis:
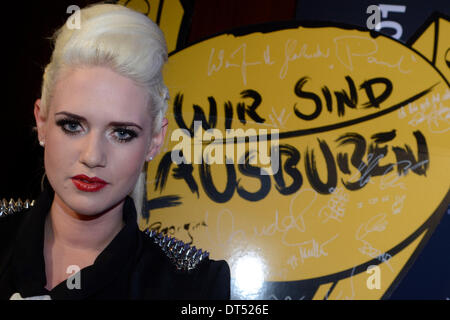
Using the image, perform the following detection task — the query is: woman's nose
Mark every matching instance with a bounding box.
[79,132,107,168]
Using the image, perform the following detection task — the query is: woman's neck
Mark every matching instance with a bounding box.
[45,194,125,252]
[43,194,126,290]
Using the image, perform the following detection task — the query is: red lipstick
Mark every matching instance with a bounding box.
[71,174,108,192]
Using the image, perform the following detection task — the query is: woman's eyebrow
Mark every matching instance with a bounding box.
[55,111,85,121]
[54,111,143,130]
[109,121,143,130]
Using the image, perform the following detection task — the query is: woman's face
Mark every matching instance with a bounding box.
[34,66,166,216]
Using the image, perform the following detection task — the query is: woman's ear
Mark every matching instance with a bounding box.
[34,99,47,143]
[146,117,168,161]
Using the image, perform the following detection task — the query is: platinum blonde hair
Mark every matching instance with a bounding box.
[39,2,169,216]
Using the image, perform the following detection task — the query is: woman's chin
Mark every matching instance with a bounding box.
[55,191,123,218]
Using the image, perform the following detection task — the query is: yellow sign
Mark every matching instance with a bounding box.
[122,0,450,299]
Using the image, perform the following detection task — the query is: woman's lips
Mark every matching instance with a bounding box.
[71,175,108,192]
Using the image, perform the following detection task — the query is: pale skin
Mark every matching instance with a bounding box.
[34,66,168,290]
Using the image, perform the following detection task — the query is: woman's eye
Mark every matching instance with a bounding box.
[113,128,137,143]
[56,118,82,135]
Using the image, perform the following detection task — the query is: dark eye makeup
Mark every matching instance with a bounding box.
[55,117,138,143]
[56,118,82,135]
[113,128,138,143]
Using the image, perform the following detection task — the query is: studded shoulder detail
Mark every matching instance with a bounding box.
[0,198,35,217]
[144,228,210,273]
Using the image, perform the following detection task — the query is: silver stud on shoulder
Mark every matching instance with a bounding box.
[144,229,210,272]
[0,198,35,217]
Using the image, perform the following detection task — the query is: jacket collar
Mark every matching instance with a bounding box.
[11,181,140,299]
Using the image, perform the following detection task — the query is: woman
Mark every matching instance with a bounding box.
[0,3,230,299]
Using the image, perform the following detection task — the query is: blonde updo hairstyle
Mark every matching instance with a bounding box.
[39,2,169,216]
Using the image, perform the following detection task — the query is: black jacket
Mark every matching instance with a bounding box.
[0,185,230,299]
